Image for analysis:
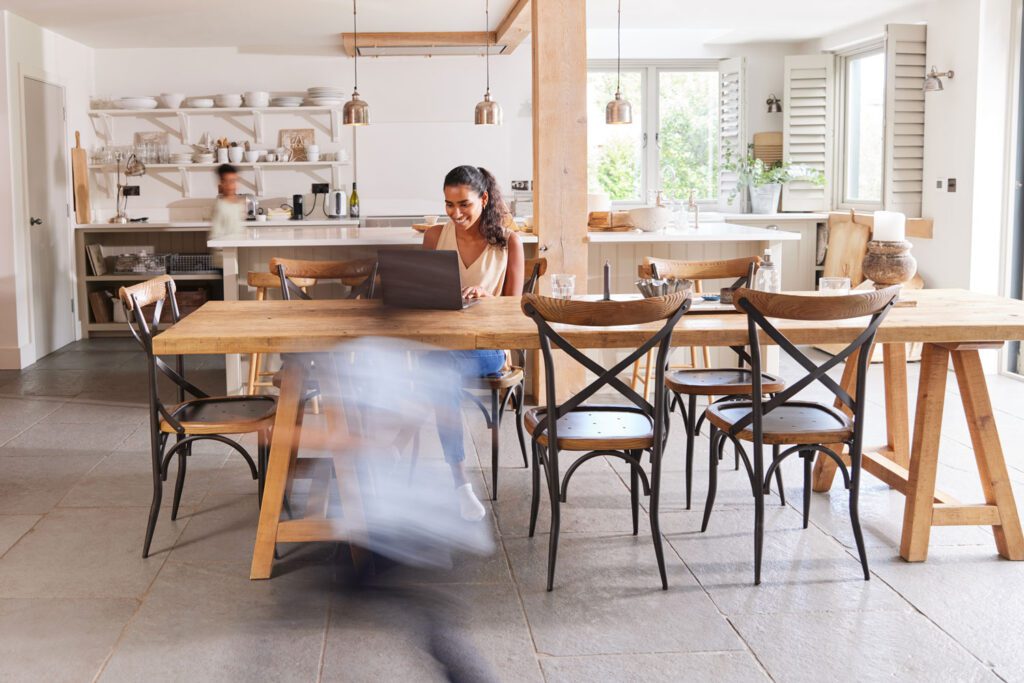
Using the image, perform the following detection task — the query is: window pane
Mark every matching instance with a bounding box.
[658,71,719,201]
[587,71,643,201]
[844,51,885,203]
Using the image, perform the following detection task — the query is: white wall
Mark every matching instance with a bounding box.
[92,46,534,217]
[0,11,94,368]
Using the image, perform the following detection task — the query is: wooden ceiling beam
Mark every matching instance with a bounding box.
[340,31,497,57]
[496,0,531,53]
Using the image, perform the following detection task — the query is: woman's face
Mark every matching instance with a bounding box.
[444,184,488,230]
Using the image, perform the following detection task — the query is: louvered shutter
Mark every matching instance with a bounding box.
[781,54,834,212]
[718,57,746,211]
[884,24,926,216]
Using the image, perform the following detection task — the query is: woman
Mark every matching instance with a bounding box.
[424,166,524,521]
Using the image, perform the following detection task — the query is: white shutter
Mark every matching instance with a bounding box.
[884,24,926,217]
[718,57,746,211]
[781,54,834,212]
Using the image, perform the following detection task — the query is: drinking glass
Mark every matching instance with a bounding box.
[551,274,576,300]
[818,276,851,295]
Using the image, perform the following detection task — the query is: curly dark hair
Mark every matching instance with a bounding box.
[443,165,508,248]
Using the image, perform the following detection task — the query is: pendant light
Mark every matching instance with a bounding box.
[605,0,632,124]
[475,0,502,125]
[343,0,369,126]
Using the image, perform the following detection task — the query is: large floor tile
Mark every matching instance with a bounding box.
[0,507,184,598]
[0,598,138,682]
[539,651,768,682]
[505,534,744,656]
[0,395,63,429]
[37,398,148,425]
[666,507,909,615]
[0,420,137,456]
[732,609,997,682]
[99,561,329,682]
[0,369,92,398]
[322,582,542,682]
[0,454,105,515]
[0,515,39,557]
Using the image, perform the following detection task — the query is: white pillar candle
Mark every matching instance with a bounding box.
[872,210,906,242]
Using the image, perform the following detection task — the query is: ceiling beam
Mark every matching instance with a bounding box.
[341,31,497,57]
[496,0,531,53]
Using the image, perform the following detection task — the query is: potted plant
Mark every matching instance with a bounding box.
[723,144,824,214]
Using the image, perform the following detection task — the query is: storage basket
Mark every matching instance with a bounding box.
[113,252,169,274]
[170,253,220,274]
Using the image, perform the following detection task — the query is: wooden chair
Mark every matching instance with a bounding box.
[704,286,899,584]
[270,257,378,301]
[245,271,315,396]
[119,275,276,558]
[521,291,691,591]
[465,257,547,501]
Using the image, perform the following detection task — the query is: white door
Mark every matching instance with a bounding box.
[24,76,75,358]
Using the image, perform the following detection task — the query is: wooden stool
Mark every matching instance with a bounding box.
[245,271,315,396]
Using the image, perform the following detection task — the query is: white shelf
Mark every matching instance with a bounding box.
[89,106,342,115]
[88,161,348,170]
[86,273,220,282]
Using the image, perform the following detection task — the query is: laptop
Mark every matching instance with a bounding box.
[378,250,478,310]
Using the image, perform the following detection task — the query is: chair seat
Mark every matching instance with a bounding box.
[465,366,524,390]
[525,404,654,450]
[160,396,277,435]
[666,368,786,396]
[706,400,852,445]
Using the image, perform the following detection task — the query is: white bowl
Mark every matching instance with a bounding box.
[423,215,440,225]
[117,97,158,110]
[214,94,242,108]
[189,98,214,108]
[243,91,269,107]
[158,93,185,109]
[628,206,674,232]
[244,150,260,163]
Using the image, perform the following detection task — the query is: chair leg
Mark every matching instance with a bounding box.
[702,427,720,533]
[772,444,785,506]
[514,384,528,468]
[170,440,189,520]
[257,429,268,507]
[685,395,697,510]
[247,352,260,395]
[630,456,640,536]
[649,443,668,590]
[753,444,765,586]
[800,449,813,528]
[545,445,561,592]
[849,448,870,580]
[143,431,164,558]
[529,440,541,538]
[490,389,500,501]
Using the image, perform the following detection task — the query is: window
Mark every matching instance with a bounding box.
[840,47,886,207]
[587,62,720,205]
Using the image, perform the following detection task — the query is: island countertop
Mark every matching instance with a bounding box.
[585,222,801,243]
[209,225,540,247]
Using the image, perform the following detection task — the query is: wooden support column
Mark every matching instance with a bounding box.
[531,0,588,401]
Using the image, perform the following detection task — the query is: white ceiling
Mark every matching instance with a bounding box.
[0,0,925,49]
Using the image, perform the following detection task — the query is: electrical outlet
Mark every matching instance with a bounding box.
[947,178,957,192]
[511,180,531,191]
[936,179,944,189]
[122,185,140,196]
[312,183,329,194]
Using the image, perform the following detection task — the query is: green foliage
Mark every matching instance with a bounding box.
[658,72,718,201]
[722,144,825,201]
[594,136,640,200]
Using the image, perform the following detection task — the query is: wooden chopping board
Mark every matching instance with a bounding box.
[71,131,90,224]
[822,211,872,286]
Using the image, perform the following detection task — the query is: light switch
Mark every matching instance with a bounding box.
[936,179,944,189]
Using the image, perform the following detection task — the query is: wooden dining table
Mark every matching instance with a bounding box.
[152,289,1024,579]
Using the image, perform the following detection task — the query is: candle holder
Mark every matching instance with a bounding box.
[861,240,917,289]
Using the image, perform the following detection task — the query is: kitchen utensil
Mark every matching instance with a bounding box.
[158,93,185,109]
[264,153,277,162]
[244,150,260,163]
[628,205,673,232]
[326,189,347,218]
[216,148,229,164]
[117,97,158,110]
[187,97,214,108]
[423,215,440,225]
[71,131,90,224]
[227,147,244,163]
[214,94,243,108]
[243,91,269,107]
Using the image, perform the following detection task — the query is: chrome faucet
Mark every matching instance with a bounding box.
[687,189,699,229]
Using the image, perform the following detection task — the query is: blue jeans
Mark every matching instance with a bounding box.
[434,350,506,465]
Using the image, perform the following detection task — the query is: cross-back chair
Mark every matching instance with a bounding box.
[704,286,899,584]
[270,256,379,301]
[119,275,276,558]
[521,291,691,591]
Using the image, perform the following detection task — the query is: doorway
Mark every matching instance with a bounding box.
[24,75,75,359]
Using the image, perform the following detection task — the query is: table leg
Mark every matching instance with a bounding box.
[899,343,950,561]
[250,359,304,579]
[949,348,1024,560]
[883,343,910,470]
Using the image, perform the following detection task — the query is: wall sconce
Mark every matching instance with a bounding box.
[766,94,782,113]
[923,67,954,92]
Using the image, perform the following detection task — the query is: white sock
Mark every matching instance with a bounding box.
[456,483,486,522]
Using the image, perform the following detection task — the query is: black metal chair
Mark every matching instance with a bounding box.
[521,291,691,591]
[464,256,546,500]
[119,275,276,558]
[704,286,899,584]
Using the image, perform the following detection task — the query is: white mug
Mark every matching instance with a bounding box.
[227,147,244,164]
[216,148,229,163]
[306,144,319,162]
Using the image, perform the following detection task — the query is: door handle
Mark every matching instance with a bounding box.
[30,217,42,226]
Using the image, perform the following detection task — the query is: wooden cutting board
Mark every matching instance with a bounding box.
[71,131,90,224]
[822,211,872,286]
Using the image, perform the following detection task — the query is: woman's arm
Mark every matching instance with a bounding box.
[502,231,526,296]
[423,224,443,250]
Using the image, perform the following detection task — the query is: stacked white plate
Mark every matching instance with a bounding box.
[214,93,243,108]
[270,96,303,108]
[170,152,193,165]
[305,86,345,106]
[193,153,215,164]
[188,98,214,108]
[117,96,158,110]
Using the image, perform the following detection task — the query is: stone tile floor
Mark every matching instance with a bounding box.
[0,340,1022,681]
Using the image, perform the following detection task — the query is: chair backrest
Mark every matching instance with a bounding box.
[269,257,379,301]
[523,257,548,295]
[246,270,316,291]
[639,255,760,293]
[119,275,210,430]
[520,292,691,445]
[728,286,900,440]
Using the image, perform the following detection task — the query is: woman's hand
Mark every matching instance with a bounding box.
[462,286,490,300]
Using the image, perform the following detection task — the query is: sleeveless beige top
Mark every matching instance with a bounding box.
[436,221,509,296]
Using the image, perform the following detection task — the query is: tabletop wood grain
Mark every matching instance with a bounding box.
[151,289,1024,356]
